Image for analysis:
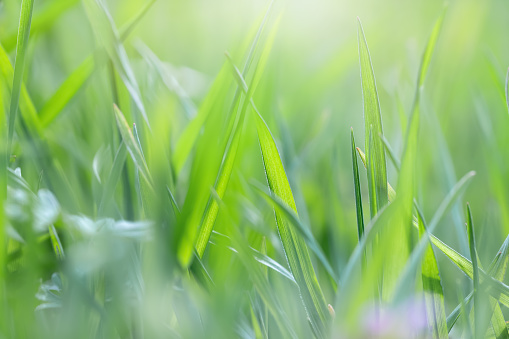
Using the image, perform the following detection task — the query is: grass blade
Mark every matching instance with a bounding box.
[357,18,388,218]
[176,4,275,267]
[350,129,365,242]
[7,0,35,157]
[48,224,65,260]
[252,182,337,283]
[416,207,448,339]
[83,0,149,128]
[1,0,80,51]
[466,203,484,339]
[416,7,446,91]
[113,105,152,186]
[254,110,329,338]
[195,18,278,258]
[39,0,157,128]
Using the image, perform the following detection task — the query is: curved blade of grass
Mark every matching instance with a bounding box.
[357,18,388,218]
[39,0,157,128]
[251,182,337,283]
[350,128,367,275]
[48,224,65,260]
[209,231,296,283]
[7,0,35,158]
[172,1,273,174]
[171,64,230,174]
[195,20,278,258]
[224,40,337,283]
[39,57,95,127]
[466,203,480,323]
[382,96,419,300]
[176,4,275,267]
[416,207,448,339]
[209,192,298,338]
[393,171,475,298]
[416,7,446,91]
[254,110,329,338]
[83,0,150,128]
[505,67,509,115]
[0,44,42,138]
[113,105,152,186]
[350,129,365,242]
[466,203,491,339]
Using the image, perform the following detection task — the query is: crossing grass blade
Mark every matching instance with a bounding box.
[176,4,275,267]
[195,17,278,258]
[209,231,296,283]
[172,1,273,175]
[357,18,388,218]
[0,45,42,145]
[210,193,298,338]
[466,203,486,339]
[382,93,418,300]
[80,0,151,129]
[7,0,36,157]
[251,182,337,283]
[254,110,330,338]
[113,105,152,186]
[38,0,156,128]
[350,129,365,242]
[416,207,448,339]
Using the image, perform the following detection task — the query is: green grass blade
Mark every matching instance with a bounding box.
[7,0,35,158]
[416,7,446,90]
[0,43,42,140]
[176,5,275,267]
[1,0,80,51]
[252,182,337,282]
[172,2,273,175]
[416,207,448,339]
[48,224,65,260]
[505,67,509,115]
[83,0,149,129]
[38,0,156,128]
[393,171,475,298]
[39,57,95,127]
[466,203,483,338]
[382,95,419,300]
[447,291,473,332]
[113,105,152,186]
[209,231,296,283]
[357,18,388,218]
[254,110,330,338]
[195,21,278,258]
[350,129,365,242]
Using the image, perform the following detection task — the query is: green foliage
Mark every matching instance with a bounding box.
[0,1,507,338]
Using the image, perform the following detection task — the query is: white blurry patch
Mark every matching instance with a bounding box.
[33,189,61,232]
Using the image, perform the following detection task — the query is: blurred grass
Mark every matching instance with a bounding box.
[1,0,509,338]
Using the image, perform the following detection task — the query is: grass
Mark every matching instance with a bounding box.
[0,0,509,338]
